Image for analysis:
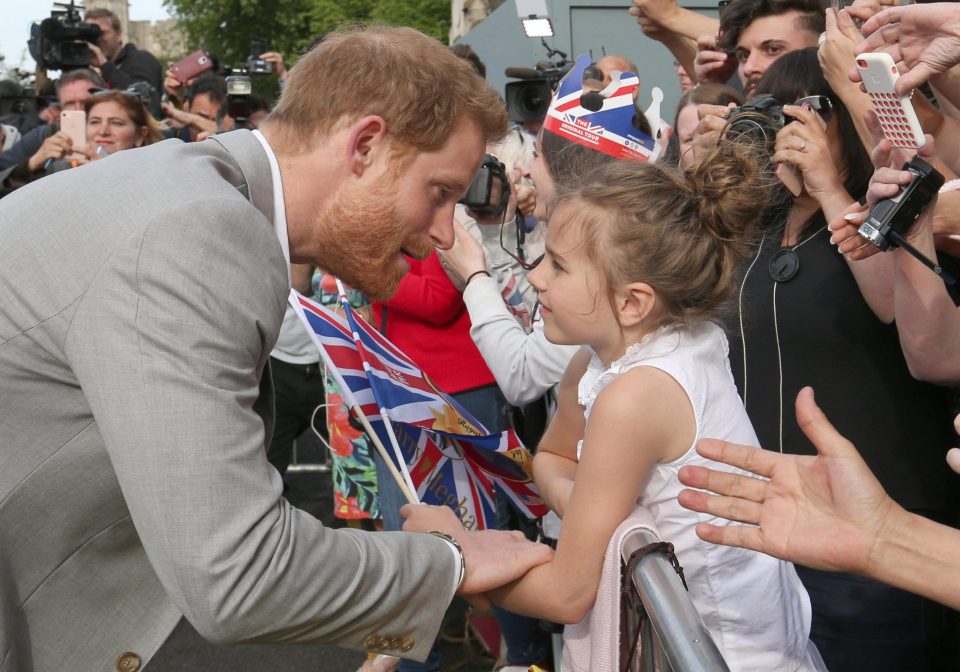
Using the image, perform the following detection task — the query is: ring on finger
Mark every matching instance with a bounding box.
[799,140,807,152]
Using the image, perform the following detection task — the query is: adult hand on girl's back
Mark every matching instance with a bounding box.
[677,387,901,575]
[773,104,845,204]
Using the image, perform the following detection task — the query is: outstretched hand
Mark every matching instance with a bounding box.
[853,2,960,94]
[677,387,901,575]
[401,504,553,611]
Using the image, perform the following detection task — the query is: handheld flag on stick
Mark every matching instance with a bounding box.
[289,289,549,530]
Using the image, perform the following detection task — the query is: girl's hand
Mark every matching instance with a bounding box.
[437,220,487,290]
[773,104,845,204]
[514,165,537,218]
[691,102,736,162]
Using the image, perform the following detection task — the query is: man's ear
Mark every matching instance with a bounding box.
[345,115,388,177]
[616,282,656,328]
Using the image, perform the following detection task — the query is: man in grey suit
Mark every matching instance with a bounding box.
[0,27,552,672]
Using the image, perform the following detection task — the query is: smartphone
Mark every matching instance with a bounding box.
[856,52,926,149]
[60,110,86,160]
[169,49,213,83]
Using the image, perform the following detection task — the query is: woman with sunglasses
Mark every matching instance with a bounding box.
[727,48,957,672]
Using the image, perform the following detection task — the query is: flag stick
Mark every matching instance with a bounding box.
[347,402,419,505]
[333,279,420,505]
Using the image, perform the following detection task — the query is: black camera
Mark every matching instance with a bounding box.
[225,68,254,123]
[28,1,102,72]
[505,42,572,124]
[724,95,785,150]
[859,156,944,251]
[245,38,273,76]
[459,154,510,218]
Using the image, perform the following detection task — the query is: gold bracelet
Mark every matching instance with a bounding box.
[427,530,466,592]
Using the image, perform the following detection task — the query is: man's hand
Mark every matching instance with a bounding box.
[401,504,553,610]
[27,131,74,173]
[853,2,960,94]
[164,68,185,101]
[260,52,288,81]
[694,34,736,85]
[88,42,108,68]
[678,387,903,576]
[161,102,216,134]
[628,0,682,32]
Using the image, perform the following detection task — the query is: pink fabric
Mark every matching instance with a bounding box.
[561,506,658,672]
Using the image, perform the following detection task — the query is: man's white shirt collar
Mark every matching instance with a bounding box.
[252,129,291,286]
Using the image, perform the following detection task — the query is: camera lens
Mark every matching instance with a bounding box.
[519,85,548,117]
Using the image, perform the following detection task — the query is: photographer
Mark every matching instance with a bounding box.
[0,69,104,196]
[723,49,957,671]
[84,8,163,93]
[0,88,162,194]
[161,73,225,142]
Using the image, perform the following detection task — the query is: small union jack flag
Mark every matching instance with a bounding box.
[289,290,548,530]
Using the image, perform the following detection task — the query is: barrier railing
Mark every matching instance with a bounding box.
[621,528,730,672]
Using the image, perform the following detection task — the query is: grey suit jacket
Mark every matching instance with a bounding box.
[0,130,456,671]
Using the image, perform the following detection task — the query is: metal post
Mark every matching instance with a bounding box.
[621,529,729,672]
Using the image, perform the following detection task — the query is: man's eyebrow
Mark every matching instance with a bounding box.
[759,39,788,48]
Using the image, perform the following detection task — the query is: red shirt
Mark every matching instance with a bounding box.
[371,253,496,394]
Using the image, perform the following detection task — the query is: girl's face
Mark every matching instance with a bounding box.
[525,133,555,221]
[528,204,619,356]
[87,101,145,153]
[676,103,699,168]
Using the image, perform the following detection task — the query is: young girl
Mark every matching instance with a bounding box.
[407,140,823,671]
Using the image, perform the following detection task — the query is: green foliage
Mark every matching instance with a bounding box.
[163,0,450,70]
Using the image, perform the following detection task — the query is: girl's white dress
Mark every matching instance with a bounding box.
[563,321,825,672]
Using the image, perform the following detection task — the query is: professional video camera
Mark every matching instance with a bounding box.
[28,1,102,72]
[504,39,573,124]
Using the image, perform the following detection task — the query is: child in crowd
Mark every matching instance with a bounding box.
[406,139,825,671]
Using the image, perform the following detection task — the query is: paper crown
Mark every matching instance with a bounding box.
[543,54,664,161]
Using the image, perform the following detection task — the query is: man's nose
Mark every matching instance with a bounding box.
[428,211,455,250]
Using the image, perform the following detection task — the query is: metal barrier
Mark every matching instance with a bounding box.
[621,529,730,672]
[286,404,332,473]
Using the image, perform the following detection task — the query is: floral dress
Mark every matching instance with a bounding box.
[313,272,379,520]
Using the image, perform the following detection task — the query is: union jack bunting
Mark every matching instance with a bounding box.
[289,290,548,530]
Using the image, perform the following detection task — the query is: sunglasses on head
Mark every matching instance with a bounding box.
[793,95,833,124]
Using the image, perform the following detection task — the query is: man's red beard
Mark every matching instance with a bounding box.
[310,175,434,300]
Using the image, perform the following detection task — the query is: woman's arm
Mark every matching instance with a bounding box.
[464,281,578,407]
[489,366,696,623]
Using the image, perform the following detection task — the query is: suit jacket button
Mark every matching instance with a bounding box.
[362,634,381,650]
[116,651,141,672]
[389,637,402,650]
[400,636,415,653]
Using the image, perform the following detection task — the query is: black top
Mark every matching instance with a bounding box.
[101,43,164,93]
[726,222,957,513]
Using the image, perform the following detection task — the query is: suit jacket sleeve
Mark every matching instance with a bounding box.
[64,196,456,660]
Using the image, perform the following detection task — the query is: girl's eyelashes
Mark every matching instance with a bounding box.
[551,258,564,273]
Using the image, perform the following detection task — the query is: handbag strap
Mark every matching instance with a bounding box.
[621,541,688,671]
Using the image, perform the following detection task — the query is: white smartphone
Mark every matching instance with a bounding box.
[60,110,87,159]
[856,52,925,149]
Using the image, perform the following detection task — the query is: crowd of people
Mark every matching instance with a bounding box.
[1,1,960,672]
